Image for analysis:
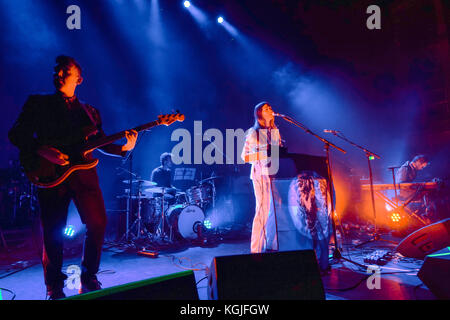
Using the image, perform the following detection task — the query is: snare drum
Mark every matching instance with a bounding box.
[175,192,188,205]
[166,204,205,240]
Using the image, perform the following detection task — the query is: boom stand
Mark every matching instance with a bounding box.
[278,115,366,269]
[327,131,396,247]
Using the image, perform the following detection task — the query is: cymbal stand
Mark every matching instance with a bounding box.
[278,115,366,269]
[156,188,171,242]
[211,179,216,209]
[117,154,136,241]
[119,130,148,242]
[124,181,151,241]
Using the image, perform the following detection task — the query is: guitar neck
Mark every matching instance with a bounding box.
[83,119,160,152]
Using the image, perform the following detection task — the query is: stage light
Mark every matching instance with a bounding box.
[203,219,212,229]
[390,213,401,223]
[217,16,224,24]
[64,225,75,238]
[183,1,190,8]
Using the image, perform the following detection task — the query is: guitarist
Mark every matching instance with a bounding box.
[8,55,138,299]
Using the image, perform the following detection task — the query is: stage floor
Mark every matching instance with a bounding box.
[0,230,437,300]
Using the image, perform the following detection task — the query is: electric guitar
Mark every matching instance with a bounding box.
[26,112,185,188]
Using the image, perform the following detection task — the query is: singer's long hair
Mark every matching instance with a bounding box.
[252,101,277,130]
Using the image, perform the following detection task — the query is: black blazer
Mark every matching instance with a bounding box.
[8,92,125,171]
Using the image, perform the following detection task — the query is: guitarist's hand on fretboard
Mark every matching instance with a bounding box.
[37,146,70,166]
[121,130,138,152]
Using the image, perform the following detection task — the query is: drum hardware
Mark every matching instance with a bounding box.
[198,176,222,184]
[116,170,218,247]
[120,179,153,241]
[143,186,176,200]
[151,187,174,242]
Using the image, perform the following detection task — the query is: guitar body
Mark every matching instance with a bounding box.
[26,152,99,188]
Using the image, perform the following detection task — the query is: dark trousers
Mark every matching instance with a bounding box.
[37,168,107,289]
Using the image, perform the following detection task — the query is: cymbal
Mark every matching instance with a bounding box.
[199,176,223,183]
[122,179,156,187]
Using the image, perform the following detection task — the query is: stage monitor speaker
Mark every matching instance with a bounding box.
[417,247,450,299]
[207,250,325,300]
[65,270,198,300]
[395,218,450,259]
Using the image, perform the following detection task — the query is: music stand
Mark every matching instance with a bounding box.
[326,131,397,247]
[277,115,366,269]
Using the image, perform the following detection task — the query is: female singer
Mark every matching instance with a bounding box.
[241,102,282,253]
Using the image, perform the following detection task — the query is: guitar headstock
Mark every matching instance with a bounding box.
[158,112,185,126]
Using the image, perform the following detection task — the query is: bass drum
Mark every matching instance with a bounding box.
[166,204,205,240]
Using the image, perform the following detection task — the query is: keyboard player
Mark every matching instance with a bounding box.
[395,155,429,184]
[395,155,437,223]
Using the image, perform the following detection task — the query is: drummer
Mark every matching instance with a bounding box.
[150,152,176,199]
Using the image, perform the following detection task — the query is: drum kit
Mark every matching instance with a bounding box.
[119,175,221,246]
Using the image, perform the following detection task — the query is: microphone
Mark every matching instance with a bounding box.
[272,112,286,117]
[323,129,340,134]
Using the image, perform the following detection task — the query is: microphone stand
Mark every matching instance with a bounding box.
[387,167,400,207]
[326,131,397,247]
[277,115,366,269]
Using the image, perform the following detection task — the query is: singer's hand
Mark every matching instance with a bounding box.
[243,151,269,163]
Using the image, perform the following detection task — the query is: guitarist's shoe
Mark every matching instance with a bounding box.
[47,284,66,300]
[79,275,102,294]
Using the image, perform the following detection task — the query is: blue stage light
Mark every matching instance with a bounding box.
[64,225,75,238]
[217,16,224,24]
[183,1,190,8]
[203,219,212,229]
